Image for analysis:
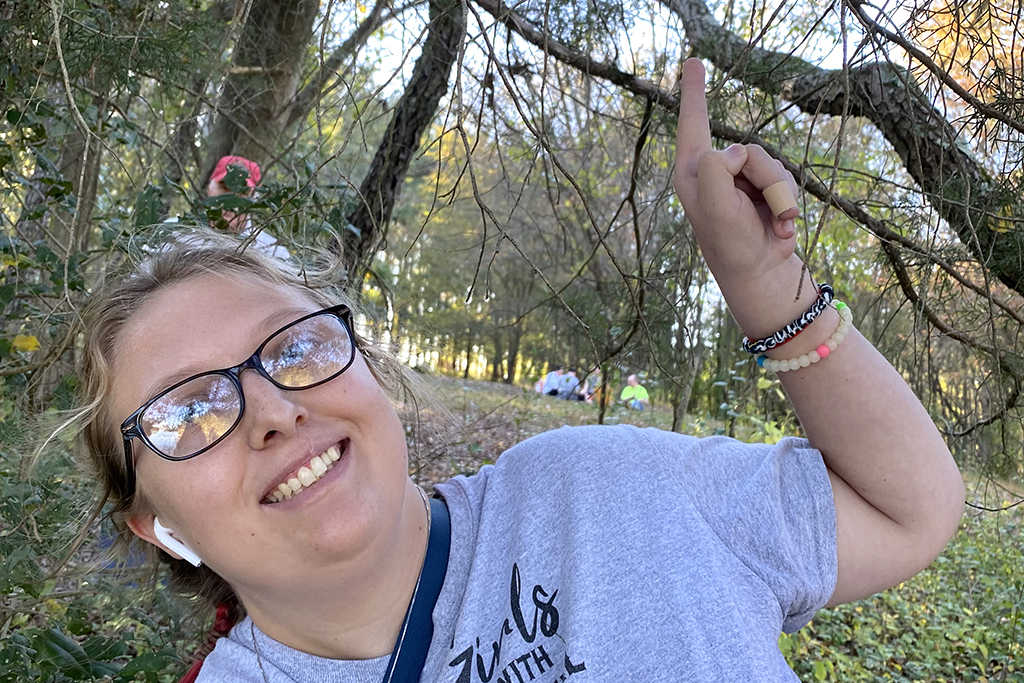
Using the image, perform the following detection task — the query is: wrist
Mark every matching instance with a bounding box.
[762,306,842,361]
[718,256,820,340]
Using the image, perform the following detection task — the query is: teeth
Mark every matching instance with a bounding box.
[264,443,345,504]
[310,455,327,477]
[297,466,315,487]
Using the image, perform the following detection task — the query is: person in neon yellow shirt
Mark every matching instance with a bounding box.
[620,374,650,410]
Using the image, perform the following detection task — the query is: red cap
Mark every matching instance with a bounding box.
[211,156,261,187]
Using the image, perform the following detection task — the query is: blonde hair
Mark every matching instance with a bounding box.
[72,229,400,613]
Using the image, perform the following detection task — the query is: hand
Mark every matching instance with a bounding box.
[673,59,801,286]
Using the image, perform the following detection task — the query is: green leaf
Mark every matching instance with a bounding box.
[813,660,827,681]
[21,203,48,221]
[114,648,179,682]
[133,184,163,228]
[223,164,253,194]
[81,634,127,674]
[34,627,92,680]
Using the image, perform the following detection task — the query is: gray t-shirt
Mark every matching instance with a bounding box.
[197,425,837,682]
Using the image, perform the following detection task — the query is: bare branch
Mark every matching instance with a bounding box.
[847,0,1024,136]
[287,0,425,129]
[660,0,1024,298]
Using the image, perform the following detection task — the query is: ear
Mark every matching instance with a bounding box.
[126,513,202,566]
[126,511,162,549]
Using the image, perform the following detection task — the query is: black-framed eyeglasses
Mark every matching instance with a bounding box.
[120,304,355,491]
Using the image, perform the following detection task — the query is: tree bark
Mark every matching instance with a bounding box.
[200,0,320,185]
[160,1,235,214]
[344,0,466,276]
[671,346,702,433]
[490,328,504,382]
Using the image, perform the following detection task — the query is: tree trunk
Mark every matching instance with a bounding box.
[343,0,466,276]
[200,0,320,185]
[671,349,702,433]
[504,319,523,384]
[159,1,235,215]
[490,329,504,382]
[52,116,103,254]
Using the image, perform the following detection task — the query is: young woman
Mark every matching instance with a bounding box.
[74,60,963,682]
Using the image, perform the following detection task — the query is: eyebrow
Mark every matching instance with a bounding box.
[139,305,318,402]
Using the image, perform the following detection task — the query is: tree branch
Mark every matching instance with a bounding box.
[660,0,1024,297]
[847,0,1024,136]
[343,0,467,276]
[467,0,1023,375]
[287,0,425,129]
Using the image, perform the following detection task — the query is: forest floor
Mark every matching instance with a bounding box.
[399,374,699,487]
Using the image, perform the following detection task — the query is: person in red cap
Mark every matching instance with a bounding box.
[207,156,262,235]
[206,156,288,258]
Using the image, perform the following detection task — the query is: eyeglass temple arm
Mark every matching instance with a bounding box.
[123,437,137,497]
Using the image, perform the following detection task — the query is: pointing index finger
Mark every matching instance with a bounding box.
[677,58,713,164]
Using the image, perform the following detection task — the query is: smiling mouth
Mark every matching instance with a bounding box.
[262,440,347,504]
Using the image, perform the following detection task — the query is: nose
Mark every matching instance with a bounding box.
[237,370,309,449]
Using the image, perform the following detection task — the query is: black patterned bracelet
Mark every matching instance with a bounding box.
[741,283,835,354]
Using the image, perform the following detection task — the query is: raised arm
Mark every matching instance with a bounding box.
[673,59,964,605]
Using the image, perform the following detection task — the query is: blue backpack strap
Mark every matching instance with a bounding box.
[382,496,451,683]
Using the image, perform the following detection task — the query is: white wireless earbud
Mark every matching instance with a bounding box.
[152,517,203,567]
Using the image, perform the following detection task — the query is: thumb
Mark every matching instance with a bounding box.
[695,144,748,219]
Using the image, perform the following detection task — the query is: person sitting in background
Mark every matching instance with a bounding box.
[206,155,289,260]
[558,368,582,400]
[621,374,650,410]
[540,365,564,396]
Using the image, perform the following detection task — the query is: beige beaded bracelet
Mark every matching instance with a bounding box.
[758,303,853,373]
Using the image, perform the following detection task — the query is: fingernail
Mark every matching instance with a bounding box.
[725,144,745,158]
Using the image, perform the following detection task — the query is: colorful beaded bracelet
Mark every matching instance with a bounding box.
[741,284,835,354]
[757,302,853,373]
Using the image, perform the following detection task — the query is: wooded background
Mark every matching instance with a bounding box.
[1,0,1023,677]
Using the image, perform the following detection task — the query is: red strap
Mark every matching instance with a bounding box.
[176,601,240,683]
[178,660,203,683]
[212,602,236,636]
